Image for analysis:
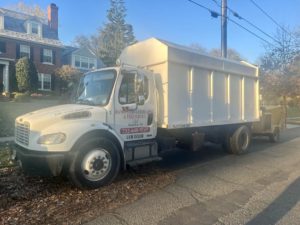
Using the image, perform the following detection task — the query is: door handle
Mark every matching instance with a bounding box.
[147,112,153,125]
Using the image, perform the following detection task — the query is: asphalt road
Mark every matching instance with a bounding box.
[88,127,300,225]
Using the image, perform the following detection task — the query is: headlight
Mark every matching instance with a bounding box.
[37,133,66,145]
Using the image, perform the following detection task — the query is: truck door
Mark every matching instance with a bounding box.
[114,70,157,142]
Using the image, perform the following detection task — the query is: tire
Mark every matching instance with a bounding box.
[269,128,280,143]
[224,126,251,155]
[68,137,120,189]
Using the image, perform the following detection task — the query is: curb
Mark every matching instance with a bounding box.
[287,121,300,125]
[0,137,14,143]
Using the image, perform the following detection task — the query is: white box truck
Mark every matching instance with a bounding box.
[14,38,259,188]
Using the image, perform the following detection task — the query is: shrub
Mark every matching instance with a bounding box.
[15,57,38,93]
[54,65,82,98]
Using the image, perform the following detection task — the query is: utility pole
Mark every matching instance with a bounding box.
[221,0,227,58]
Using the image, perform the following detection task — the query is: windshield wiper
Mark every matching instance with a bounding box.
[76,99,95,106]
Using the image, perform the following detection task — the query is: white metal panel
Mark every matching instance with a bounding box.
[212,72,227,122]
[229,75,242,121]
[244,77,256,121]
[168,63,189,126]
[151,63,168,127]
[191,68,211,123]
[119,38,260,129]
[119,38,168,67]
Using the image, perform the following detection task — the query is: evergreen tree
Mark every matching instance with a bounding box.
[98,0,136,66]
[9,62,18,92]
[15,57,38,93]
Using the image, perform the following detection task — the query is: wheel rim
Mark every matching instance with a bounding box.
[239,131,249,150]
[81,148,112,181]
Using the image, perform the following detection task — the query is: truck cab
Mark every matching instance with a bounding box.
[15,65,159,189]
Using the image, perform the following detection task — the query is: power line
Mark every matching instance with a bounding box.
[209,0,281,45]
[226,17,276,48]
[187,0,277,47]
[187,0,219,18]
[249,0,293,37]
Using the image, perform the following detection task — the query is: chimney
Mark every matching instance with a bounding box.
[48,3,58,32]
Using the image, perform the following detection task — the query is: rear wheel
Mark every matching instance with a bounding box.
[68,137,120,189]
[224,126,251,154]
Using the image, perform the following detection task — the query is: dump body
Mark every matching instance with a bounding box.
[119,38,260,129]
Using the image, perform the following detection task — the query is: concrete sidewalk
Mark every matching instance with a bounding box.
[0,136,14,143]
[88,135,300,225]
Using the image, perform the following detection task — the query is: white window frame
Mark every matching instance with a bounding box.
[20,45,30,58]
[38,73,52,91]
[73,55,97,70]
[26,21,42,37]
[31,22,39,34]
[88,58,96,69]
[42,49,53,64]
[0,16,4,30]
[81,56,89,69]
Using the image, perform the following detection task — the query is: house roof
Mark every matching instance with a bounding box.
[0,7,47,23]
[63,45,105,68]
[0,7,63,47]
[62,46,79,56]
[63,46,98,58]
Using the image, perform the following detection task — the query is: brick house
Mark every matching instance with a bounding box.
[0,3,63,92]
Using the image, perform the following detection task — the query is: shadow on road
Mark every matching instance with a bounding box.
[156,127,300,172]
[246,176,300,225]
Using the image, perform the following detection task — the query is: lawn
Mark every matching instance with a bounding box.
[0,99,60,137]
[287,106,300,118]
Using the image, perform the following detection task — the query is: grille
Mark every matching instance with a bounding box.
[15,122,30,146]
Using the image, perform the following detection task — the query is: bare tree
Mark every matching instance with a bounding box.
[209,48,244,61]
[259,26,300,75]
[6,1,46,18]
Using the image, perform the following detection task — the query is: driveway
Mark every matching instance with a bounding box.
[88,127,300,225]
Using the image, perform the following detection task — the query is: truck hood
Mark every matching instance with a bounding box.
[16,104,107,131]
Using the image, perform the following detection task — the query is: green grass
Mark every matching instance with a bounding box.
[287,106,300,118]
[0,99,60,137]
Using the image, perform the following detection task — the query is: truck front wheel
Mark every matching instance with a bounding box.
[224,125,251,154]
[68,137,120,189]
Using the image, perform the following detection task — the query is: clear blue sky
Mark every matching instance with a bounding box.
[2,0,300,63]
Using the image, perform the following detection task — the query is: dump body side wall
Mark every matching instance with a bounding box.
[119,38,259,130]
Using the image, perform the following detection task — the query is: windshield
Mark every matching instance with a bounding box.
[75,69,117,106]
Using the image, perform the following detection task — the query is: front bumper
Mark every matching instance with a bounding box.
[14,144,66,176]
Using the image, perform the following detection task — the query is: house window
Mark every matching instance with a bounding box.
[75,55,80,67]
[89,58,96,69]
[38,73,52,91]
[27,22,41,36]
[73,55,97,70]
[42,49,53,64]
[31,22,39,34]
[81,57,89,68]
[0,42,6,53]
[20,45,30,58]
